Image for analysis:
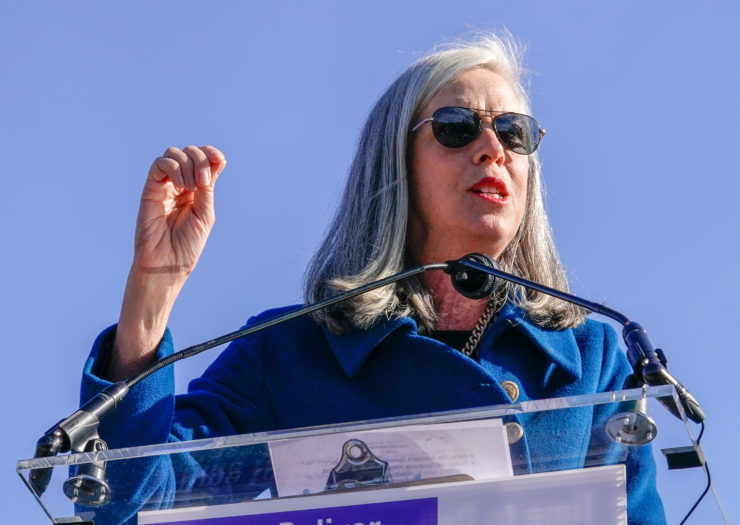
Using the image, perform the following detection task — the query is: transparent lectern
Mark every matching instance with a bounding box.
[17,385,728,524]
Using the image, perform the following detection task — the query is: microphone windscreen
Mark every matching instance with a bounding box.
[448,253,498,299]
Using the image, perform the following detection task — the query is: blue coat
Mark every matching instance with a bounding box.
[81,301,666,524]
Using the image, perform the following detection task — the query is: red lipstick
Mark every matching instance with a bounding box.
[469,177,509,204]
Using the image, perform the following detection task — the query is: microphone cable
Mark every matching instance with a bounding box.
[680,422,711,524]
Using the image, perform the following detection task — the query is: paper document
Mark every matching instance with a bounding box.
[268,418,512,497]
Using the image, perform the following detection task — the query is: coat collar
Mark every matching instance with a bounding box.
[490,302,582,382]
[323,301,583,381]
[322,316,417,378]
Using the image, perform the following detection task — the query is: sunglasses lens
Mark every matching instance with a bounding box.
[494,113,541,154]
[423,107,543,154]
[430,107,480,148]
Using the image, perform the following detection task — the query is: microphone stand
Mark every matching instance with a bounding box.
[30,253,705,502]
[446,257,705,424]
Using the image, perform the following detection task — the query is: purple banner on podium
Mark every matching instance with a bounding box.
[168,497,437,525]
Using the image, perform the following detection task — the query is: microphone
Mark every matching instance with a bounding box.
[29,382,128,504]
[448,252,498,299]
[447,253,705,425]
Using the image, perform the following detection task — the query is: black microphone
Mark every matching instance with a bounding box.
[29,382,128,503]
[447,253,705,424]
[448,252,498,299]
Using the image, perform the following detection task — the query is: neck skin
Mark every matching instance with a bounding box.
[408,225,506,331]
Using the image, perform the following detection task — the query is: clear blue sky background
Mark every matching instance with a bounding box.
[2,2,737,523]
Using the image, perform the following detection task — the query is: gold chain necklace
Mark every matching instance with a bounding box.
[460,296,497,360]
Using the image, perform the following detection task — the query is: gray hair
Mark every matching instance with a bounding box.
[304,32,586,333]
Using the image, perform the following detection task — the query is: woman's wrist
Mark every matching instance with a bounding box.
[107,267,186,380]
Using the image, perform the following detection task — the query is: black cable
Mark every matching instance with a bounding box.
[696,422,705,443]
[679,422,710,525]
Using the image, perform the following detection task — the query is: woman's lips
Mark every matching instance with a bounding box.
[469,177,509,203]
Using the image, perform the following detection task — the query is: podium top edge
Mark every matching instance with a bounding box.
[17,385,677,470]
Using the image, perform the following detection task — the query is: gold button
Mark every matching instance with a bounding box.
[501,380,519,402]
[505,422,524,444]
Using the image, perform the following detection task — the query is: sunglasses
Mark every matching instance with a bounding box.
[411,106,545,154]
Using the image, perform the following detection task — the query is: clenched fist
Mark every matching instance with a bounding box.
[133,145,227,276]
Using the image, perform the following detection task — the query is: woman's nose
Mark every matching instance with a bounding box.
[472,126,506,166]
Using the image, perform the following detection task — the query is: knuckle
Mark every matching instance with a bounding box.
[202,145,219,156]
[183,144,201,155]
[153,157,171,169]
[164,157,180,170]
[199,145,225,164]
[180,154,194,167]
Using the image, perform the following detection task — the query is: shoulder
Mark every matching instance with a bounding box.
[571,317,621,353]
[570,318,631,390]
[501,301,620,358]
[217,304,330,361]
[200,304,327,381]
[245,304,325,342]
[510,301,629,388]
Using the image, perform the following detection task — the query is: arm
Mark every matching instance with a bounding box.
[74,145,228,524]
[107,145,227,381]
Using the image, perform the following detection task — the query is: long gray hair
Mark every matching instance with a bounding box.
[304,33,586,333]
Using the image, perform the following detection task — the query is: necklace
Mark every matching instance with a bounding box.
[460,296,497,360]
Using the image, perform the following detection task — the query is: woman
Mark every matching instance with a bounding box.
[82,33,665,524]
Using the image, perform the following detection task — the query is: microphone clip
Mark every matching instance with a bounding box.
[29,381,128,503]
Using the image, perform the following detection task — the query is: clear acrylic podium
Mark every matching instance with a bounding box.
[17,385,728,524]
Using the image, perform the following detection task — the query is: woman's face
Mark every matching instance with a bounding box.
[408,68,530,261]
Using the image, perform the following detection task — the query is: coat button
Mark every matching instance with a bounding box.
[501,380,519,402]
[505,422,524,444]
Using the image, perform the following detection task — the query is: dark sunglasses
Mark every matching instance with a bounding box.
[411,106,545,154]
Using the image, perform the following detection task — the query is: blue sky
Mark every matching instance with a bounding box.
[2,2,738,523]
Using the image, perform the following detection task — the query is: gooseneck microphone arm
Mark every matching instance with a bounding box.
[30,262,448,497]
[446,256,705,424]
[127,263,448,388]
